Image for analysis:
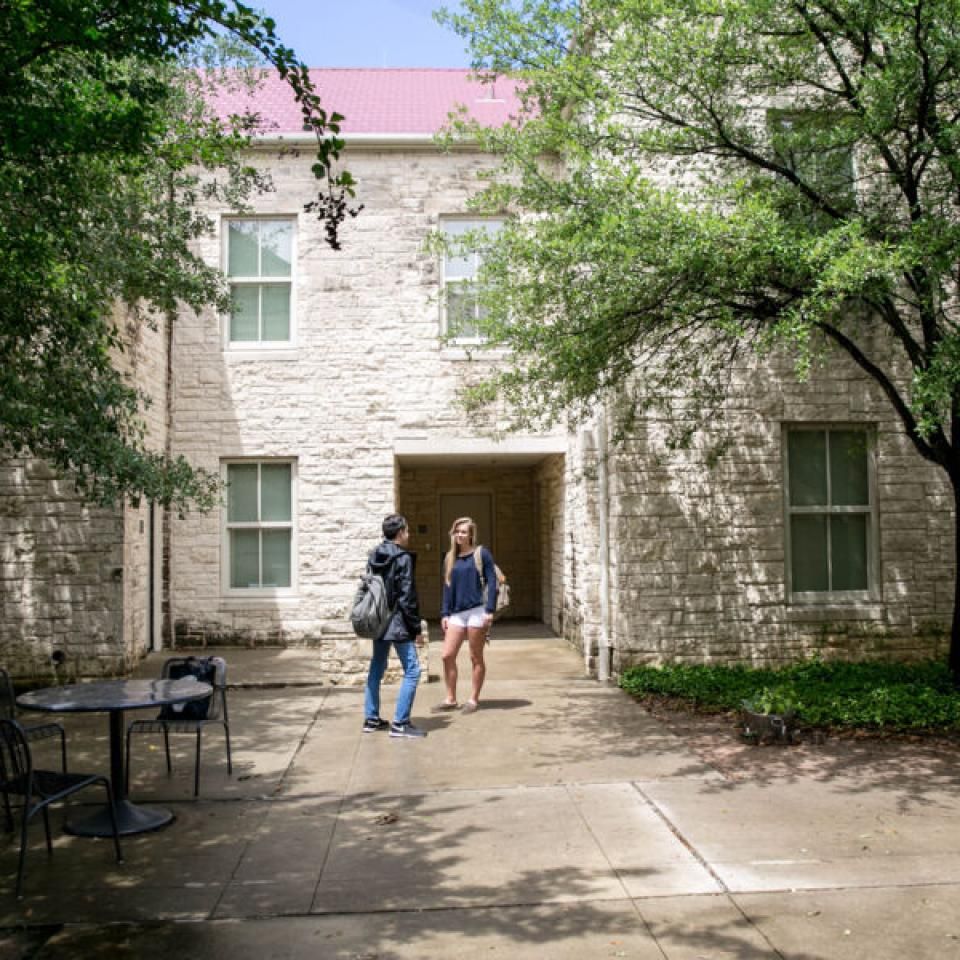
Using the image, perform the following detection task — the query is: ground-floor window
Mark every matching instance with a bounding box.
[784,425,877,601]
[223,459,296,592]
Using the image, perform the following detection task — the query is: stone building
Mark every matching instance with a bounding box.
[0,68,953,681]
[0,301,167,681]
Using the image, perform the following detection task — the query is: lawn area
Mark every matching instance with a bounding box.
[619,659,960,732]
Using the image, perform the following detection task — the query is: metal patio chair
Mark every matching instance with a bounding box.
[0,718,122,898]
[0,667,67,777]
[125,656,233,797]
[0,665,67,849]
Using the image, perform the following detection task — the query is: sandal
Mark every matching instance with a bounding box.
[461,701,479,714]
[431,700,459,712]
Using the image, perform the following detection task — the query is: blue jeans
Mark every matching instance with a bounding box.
[365,638,421,724]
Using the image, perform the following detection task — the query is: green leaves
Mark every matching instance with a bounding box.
[0,2,357,510]
[620,659,960,730]
[443,0,960,467]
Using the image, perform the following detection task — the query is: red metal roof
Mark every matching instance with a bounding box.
[211,68,524,136]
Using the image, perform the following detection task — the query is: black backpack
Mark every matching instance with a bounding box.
[160,656,218,721]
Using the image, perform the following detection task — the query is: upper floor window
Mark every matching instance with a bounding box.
[784,426,876,601]
[225,219,294,347]
[768,111,856,221]
[223,459,296,592]
[441,218,503,341]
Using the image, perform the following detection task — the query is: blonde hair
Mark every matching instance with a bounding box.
[443,516,477,585]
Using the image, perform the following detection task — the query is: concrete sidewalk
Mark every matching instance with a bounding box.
[1,623,959,959]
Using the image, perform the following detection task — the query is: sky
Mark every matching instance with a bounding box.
[256,0,474,68]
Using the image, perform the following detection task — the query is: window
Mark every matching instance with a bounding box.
[223,460,295,591]
[768,111,856,220]
[784,426,876,600]
[441,218,503,340]
[225,219,294,346]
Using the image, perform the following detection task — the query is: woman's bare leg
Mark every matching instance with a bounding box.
[441,625,467,704]
[466,626,487,704]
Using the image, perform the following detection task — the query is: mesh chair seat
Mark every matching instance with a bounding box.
[0,719,122,897]
[6,769,106,803]
[127,717,209,735]
[125,656,233,797]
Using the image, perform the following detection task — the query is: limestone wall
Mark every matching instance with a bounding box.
[562,424,606,673]
[2,127,953,682]
[168,143,567,681]
[0,306,168,679]
[0,308,166,679]
[120,309,169,666]
[0,459,124,680]
[536,455,566,634]
[579,345,955,672]
[166,139,954,680]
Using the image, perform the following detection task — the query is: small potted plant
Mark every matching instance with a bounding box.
[740,686,798,744]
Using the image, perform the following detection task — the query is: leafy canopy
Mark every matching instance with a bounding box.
[0,1,357,511]
[440,0,960,476]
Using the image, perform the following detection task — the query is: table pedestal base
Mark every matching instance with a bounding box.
[66,799,174,837]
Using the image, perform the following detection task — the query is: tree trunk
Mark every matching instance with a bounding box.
[951,482,960,682]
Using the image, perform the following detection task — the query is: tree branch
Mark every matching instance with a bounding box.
[816,319,945,465]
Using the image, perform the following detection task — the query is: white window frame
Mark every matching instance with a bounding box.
[768,110,858,215]
[783,424,879,604]
[440,217,504,344]
[221,458,298,596]
[222,217,297,351]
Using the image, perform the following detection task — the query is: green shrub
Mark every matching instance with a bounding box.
[742,685,799,717]
[619,659,960,731]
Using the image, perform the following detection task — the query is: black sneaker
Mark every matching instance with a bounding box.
[363,717,389,733]
[389,721,426,739]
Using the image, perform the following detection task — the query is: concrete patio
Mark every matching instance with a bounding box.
[0,622,958,959]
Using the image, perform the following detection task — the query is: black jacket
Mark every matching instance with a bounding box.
[368,540,421,642]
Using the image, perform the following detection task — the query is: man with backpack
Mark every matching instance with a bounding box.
[361,514,425,738]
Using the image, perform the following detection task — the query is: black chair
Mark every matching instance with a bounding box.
[0,718,122,898]
[125,656,232,797]
[0,667,67,775]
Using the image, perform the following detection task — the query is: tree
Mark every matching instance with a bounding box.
[439,0,960,677]
[0,1,356,512]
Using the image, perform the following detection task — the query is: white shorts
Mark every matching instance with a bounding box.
[447,605,488,629]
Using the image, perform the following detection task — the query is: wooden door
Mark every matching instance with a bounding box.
[439,493,494,553]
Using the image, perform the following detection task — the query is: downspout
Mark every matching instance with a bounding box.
[161,306,174,651]
[596,407,612,682]
[148,501,157,652]
[161,173,175,651]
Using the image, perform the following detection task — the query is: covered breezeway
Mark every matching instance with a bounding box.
[393,438,566,633]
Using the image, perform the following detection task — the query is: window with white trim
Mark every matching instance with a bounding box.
[768,111,856,221]
[784,426,876,600]
[441,218,503,341]
[225,219,294,346]
[223,460,296,591]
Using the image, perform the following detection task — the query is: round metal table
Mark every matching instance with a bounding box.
[18,678,212,836]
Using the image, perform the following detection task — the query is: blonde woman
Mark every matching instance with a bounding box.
[436,516,499,713]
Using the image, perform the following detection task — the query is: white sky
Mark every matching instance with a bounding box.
[256,0,473,67]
